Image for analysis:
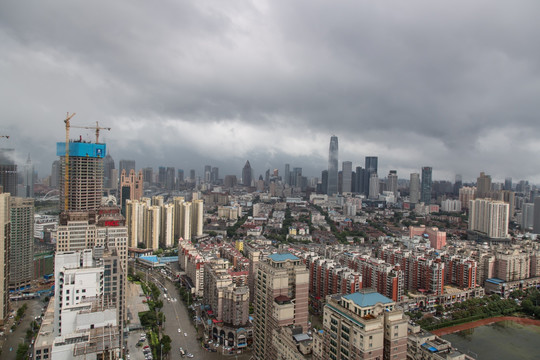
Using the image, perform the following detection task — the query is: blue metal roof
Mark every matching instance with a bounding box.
[486,278,505,284]
[343,291,393,307]
[268,253,299,262]
[140,255,159,263]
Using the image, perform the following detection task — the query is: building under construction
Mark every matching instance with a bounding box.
[57,141,106,212]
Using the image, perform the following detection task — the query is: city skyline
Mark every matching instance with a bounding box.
[3,2,540,182]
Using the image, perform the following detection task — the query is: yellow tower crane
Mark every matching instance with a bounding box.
[64,112,76,212]
[71,121,111,144]
[63,113,111,212]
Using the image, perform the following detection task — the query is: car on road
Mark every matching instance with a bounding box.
[186,353,193,358]
[178,328,181,333]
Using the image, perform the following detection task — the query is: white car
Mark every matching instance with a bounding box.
[184,332,187,337]
[178,328,181,333]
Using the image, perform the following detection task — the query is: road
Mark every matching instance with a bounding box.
[152,269,251,360]
[0,298,44,360]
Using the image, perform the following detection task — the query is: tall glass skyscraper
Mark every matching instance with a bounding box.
[421,166,433,204]
[364,156,378,195]
[327,136,339,196]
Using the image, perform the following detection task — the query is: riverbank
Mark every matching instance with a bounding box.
[431,316,540,336]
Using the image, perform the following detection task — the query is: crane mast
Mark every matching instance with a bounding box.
[64,112,76,211]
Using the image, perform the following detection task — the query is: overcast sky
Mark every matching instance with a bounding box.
[2,0,540,184]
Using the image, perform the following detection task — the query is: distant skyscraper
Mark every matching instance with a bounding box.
[505,177,513,191]
[204,165,212,183]
[57,141,105,212]
[118,159,135,176]
[0,149,17,196]
[9,197,34,291]
[454,174,463,195]
[476,172,492,198]
[292,167,302,187]
[533,197,540,234]
[242,161,252,186]
[284,164,290,186]
[142,167,153,184]
[421,167,432,204]
[158,166,167,187]
[320,170,328,194]
[387,170,398,197]
[409,173,421,203]
[20,154,34,198]
[0,190,10,326]
[120,169,143,213]
[369,173,380,199]
[355,166,364,195]
[165,167,176,190]
[327,136,339,196]
[364,156,378,195]
[51,160,61,189]
[189,169,196,182]
[103,153,115,189]
[211,167,219,184]
[177,169,184,183]
[342,161,352,193]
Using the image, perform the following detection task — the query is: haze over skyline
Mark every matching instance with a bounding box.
[2,1,540,183]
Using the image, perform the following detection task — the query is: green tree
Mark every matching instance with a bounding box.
[160,335,172,355]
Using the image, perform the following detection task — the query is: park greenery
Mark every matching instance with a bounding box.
[408,289,540,331]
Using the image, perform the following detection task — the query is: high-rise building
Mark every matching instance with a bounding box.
[342,161,352,193]
[0,149,17,196]
[57,141,106,212]
[51,160,61,189]
[211,167,219,184]
[103,153,115,189]
[158,166,167,187]
[120,169,143,213]
[363,156,378,195]
[369,173,379,199]
[125,199,144,248]
[9,197,34,292]
[469,198,509,238]
[189,169,196,182]
[327,136,339,196]
[118,159,135,176]
[320,170,328,194]
[204,165,212,183]
[454,174,463,195]
[161,203,174,247]
[355,166,364,195]
[522,203,535,230]
[476,172,492,198]
[533,197,540,234]
[142,167,153,184]
[253,253,309,360]
[0,190,10,326]
[177,169,184,184]
[505,177,513,191]
[20,154,34,198]
[409,173,421,204]
[284,164,290,186]
[318,290,408,360]
[421,166,432,204]
[387,170,398,197]
[166,166,176,190]
[242,160,252,187]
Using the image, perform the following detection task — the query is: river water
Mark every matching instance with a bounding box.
[442,320,540,359]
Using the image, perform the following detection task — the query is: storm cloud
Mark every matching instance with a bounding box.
[1,0,540,183]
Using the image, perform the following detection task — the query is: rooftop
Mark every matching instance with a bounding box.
[343,291,393,308]
[268,253,299,262]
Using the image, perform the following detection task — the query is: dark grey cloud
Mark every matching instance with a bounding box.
[2,0,540,183]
